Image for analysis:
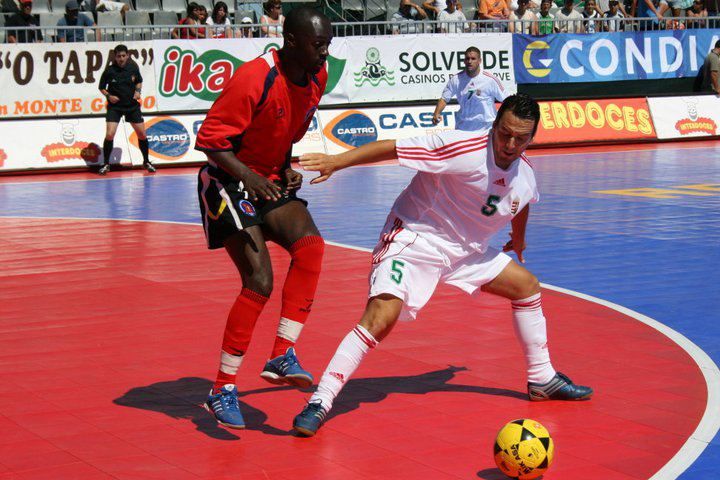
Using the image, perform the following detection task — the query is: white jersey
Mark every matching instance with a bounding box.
[392,129,539,257]
[441,70,508,131]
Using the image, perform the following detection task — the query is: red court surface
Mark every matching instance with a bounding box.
[0,218,707,479]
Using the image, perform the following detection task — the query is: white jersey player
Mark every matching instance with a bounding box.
[433,46,509,132]
[293,95,593,437]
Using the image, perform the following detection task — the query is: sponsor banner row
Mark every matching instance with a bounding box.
[0,112,325,171]
[314,97,656,151]
[0,35,515,118]
[1,95,715,172]
[514,29,720,84]
[647,95,720,139]
[0,41,158,119]
[153,34,516,111]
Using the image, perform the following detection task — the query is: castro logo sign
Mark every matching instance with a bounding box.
[323,110,378,149]
[130,117,190,160]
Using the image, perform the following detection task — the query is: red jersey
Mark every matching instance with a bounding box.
[195,50,327,180]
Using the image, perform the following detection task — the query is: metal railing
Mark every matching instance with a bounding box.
[0,16,718,42]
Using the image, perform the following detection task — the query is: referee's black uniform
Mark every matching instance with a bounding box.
[99,61,144,124]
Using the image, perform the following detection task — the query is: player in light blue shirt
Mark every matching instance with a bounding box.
[432,46,509,132]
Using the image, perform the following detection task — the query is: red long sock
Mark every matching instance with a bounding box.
[213,288,269,391]
[270,235,324,358]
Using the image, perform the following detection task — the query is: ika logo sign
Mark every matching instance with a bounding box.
[130,117,190,160]
[323,110,378,149]
[354,48,395,87]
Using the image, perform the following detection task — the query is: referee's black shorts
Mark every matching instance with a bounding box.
[106,105,143,124]
[197,163,307,250]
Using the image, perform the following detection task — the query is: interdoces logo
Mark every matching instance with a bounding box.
[323,110,378,149]
[130,117,190,160]
[41,120,101,163]
[159,46,346,102]
[354,48,395,87]
[523,41,552,78]
[674,99,717,135]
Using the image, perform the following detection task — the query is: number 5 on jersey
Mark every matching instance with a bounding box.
[390,259,405,284]
[482,195,500,217]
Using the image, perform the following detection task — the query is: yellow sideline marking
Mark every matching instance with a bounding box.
[595,183,720,199]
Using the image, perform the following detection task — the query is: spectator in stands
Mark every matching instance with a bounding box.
[57,0,98,42]
[197,4,208,24]
[438,0,468,32]
[508,0,538,33]
[422,0,464,22]
[1,0,20,14]
[391,0,428,34]
[260,0,284,37]
[554,0,584,32]
[602,0,625,31]
[477,0,510,31]
[667,0,692,17]
[701,39,719,95]
[687,0,708,28]
[6,0,42,43]
[172,2,206,39]
[582,0,601,32]
[94,0,130,21]
[537,0,556,33]
[207,1,233,38]
[634,0,669,30]
[238,16,255,38]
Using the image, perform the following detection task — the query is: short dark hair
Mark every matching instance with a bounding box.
[495,94,541,137]
[114,44,128,54]
[715,39,720,49]
[466,46,480,56]
[284,6,329,37]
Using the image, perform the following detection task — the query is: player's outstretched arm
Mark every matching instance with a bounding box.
[502,204,530,263]
[299,140,398,184]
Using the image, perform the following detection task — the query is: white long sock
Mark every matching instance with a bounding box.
[310,325,378,411]
[512,293,556,384]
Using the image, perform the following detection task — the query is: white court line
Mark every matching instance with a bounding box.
[1,214,718,478]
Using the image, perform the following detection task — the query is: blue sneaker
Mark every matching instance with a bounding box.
[528,372,593,401]
[293,401,327,437]
[259,347,313,388]
[203,384,245,429]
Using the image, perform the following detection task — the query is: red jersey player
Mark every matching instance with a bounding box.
[194,6,331,429]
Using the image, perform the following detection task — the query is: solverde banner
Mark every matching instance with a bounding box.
[0,41,157,118]
[514,29,720,84]
[154,34,515,111]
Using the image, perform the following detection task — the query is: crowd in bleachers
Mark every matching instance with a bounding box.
[0,0,716,43]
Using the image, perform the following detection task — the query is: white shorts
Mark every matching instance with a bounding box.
[368,217,512,321]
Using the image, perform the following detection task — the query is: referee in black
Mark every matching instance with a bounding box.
[97,44,155,175]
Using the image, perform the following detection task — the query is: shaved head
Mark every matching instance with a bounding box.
[283,6,331,37]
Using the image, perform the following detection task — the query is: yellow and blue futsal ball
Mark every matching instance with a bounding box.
[493,419,554,479]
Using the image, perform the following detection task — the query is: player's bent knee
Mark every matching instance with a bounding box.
[519,273,541,299]
[243,275,273,298]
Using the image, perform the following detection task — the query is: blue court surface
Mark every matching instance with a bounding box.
[1,140,719,478]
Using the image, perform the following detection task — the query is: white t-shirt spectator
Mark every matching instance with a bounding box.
[509,9,536,33]
[437,9,467,32]
[206,17,231,38]
[554,7,583,32]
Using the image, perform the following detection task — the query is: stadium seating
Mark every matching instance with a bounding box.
[135,0,160,12]
[162,0,188,14]
[97,10,123,39]
[33,0,52,13]
[39,11,63,39]
[125,10,151,39]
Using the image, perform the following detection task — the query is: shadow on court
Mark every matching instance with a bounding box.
[113,376,293,440]
[113,367,525,439]
[325,365,527,421]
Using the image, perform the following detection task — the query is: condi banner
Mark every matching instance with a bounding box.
[0,41,157,118]
[533,98,655,144]
[514,29,720,84]
[648,95,720,139]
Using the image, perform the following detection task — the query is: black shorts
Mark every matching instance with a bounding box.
[197,163,307,249]
[106,105,143,124]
